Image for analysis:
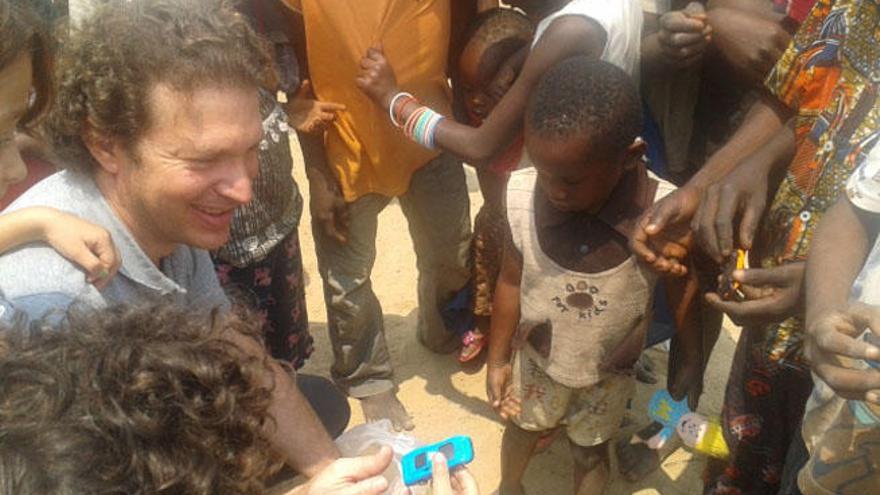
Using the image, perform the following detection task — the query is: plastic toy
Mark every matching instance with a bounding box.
[401,435,474,486]
[646,389,729,459]
[645,389,691,449]
[719,249,747,301]
[676,412,730,459]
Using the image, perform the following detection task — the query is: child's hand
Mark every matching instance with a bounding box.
[692,154,770,263]
[705,263,805,326]
[706,7,790,84]
[806,303,880,404]
[355,44,400,110]
[498,392,521,420]
[41,210,120,290]
[657,2,712,68]
[630,187,699,277]
[487,362,517,419]
[308,170,350,245]
[285,80,346,134]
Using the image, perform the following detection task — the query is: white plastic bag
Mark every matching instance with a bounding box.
[335,420,428,495]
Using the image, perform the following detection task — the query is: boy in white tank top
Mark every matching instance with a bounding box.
[486,57,680,495]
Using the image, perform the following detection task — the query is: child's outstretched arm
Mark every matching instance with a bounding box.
[357,16,605,163]
[0,207,120,288]
[486,234,523,420]
[664,261,709,410]
[630,94,792,276]
[805,195,880,402]
[284,80,347,134]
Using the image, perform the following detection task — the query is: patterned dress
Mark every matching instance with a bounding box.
[706,1,880,494]
[212,91,314,369]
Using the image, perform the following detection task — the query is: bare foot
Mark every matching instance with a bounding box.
[360,390,414,431]
[616,421,679,483]
[634,353,658,385]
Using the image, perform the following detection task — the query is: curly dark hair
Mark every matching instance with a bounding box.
[46,0,277,175]
[0,302,283,495]
[0,0,54,130]
[526,56,642,161]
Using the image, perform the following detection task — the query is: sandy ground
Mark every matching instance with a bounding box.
[289,136,741,495]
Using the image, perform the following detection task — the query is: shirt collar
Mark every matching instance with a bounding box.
[71,173,187,296]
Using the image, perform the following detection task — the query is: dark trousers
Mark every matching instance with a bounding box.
[296,373,350,439]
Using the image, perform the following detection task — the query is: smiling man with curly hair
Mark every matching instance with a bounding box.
[0,0,342,480]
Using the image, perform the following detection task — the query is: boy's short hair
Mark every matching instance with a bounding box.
[46,0,276,176]
[527,57,642,160]
[464,7,532,49]
[0,302,282,495]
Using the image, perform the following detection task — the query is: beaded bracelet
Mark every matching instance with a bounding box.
[403,106,444,149]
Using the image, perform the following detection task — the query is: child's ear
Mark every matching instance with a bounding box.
[622,137,647,171]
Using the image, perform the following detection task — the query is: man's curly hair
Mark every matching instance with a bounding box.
[0,0,54,130]
[526,56,642,162]
[45,0,276,175]
[0,302,284,495]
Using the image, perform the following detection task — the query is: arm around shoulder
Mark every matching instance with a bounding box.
[356,15,606,164]
[435,15,607,163]
[0,207,120,288]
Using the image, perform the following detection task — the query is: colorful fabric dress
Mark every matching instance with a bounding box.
[212,91,314,369]
[706,1,880,494]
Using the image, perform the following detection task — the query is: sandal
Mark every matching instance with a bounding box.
[458,330,486,363]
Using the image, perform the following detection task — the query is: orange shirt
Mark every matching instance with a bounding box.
[284,0,452,202]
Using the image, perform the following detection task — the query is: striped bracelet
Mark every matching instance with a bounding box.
[388,92,444,150]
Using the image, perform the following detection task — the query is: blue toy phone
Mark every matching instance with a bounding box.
[401,435,474,486]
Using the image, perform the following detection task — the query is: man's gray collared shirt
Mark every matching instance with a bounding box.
[0,170,229,318]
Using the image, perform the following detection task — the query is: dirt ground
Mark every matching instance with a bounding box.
[290,136,741,495]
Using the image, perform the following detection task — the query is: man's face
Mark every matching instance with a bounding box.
[526,128,625,214]
[112,84,261,256]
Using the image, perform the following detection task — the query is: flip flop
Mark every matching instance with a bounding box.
[458,330,486,363]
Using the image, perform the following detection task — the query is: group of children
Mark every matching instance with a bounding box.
[358,1,879,494]
[357,2,701,493]
[0,0,878,494]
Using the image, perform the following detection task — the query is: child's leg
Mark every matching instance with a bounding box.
[500,423,543,495]
[462,193,507,362]
[570,440,611,495]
